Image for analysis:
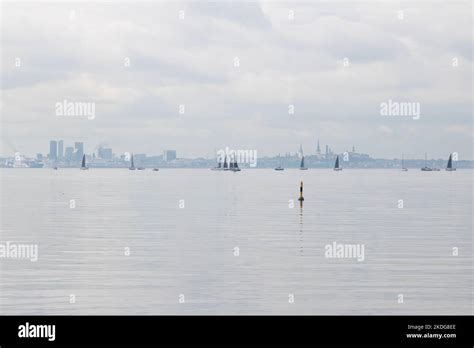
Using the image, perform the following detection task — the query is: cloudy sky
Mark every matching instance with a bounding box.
[1,1,472,159]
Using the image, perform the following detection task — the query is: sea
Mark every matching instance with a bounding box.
[0,168,472,315]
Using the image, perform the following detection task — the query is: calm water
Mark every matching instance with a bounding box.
[0,168,472,315]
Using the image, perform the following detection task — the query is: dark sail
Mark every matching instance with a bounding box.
[335,156,339,169]
[230,161,234,169]
[81,154,86,168]
[447,154,452,169]
[223,156,228,169]
[234,161,239,169]
[130,154,135,169]
[300,156,305,168]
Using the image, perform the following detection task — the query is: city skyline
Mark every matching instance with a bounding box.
[3,137,472,172]
[3,137,468,162]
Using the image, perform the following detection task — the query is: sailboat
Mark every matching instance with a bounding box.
[230,158,241,172]
[421,153,432,171]
[211,159,223,171]
[299,156,308,170]
[212,154,241,172]
[132,154,145,170]
[446,153,456,171]
[274,165,284,171]
[401,154,408,171]
[223,156,229,171]
[80,154,89,170]
[129,154,136,170]
[333,155,342,171]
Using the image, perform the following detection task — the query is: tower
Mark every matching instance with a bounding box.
[316,139,321,154]
[58,140,64,159]
[49,140,57,160]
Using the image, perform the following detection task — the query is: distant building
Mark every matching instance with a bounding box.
[164,150,177,162]
[149,155,164,162]
[65,147,74,161]
[316,139,321,155]
[98,146,113,160]
[58,140,64,159]
[49,140,58,160]
[134,153,147,162]
[346,146,371,161]
[74,142,84,162]
[36,153,43,160]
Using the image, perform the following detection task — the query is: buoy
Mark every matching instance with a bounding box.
[298,181,304,201]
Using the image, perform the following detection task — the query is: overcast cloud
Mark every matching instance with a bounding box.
[1,1,472,159]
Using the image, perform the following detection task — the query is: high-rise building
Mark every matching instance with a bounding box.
[49,140,58,160]
[75,142,84,162]
[65,147,74,161]
[316,139,321,154]
[164,150,177,162]
[58,140,64,159]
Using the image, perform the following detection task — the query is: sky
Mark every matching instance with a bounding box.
[1,1,472,160]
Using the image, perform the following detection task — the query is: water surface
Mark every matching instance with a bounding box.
[0,169,472,314]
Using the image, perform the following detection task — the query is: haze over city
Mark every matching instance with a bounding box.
[1,1,472,159]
